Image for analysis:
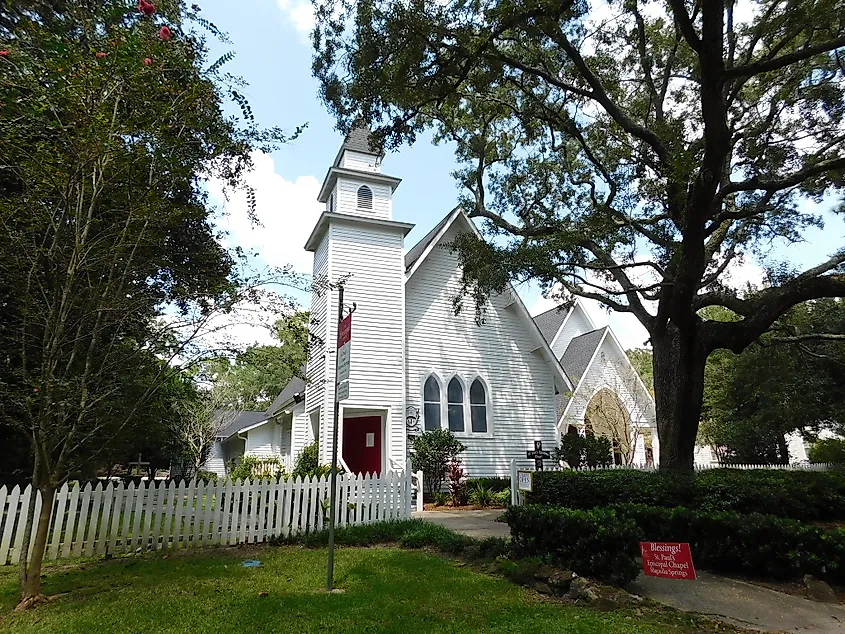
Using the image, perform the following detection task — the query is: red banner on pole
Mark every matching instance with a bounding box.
[639,542,696,580]
[337,313,352,348]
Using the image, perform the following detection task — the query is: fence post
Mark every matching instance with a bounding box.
[510,459,518,507]
[414,471,424,513]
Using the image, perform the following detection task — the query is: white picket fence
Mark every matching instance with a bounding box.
[0,469,423,566]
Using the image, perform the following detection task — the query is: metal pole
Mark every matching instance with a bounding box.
[327,283,343,591]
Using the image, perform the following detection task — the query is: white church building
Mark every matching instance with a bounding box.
[205,126,660,478]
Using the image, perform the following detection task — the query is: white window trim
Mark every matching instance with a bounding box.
[356,185,373,210]
[419,372,493,438]
[421,372,444,433]
[467,373,493,437]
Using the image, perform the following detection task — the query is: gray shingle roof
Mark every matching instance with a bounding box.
[342,123,381,155]
[532,304,571,344]
[559,327,607,385]
[265,364,307,417]
[404,209,458,272]
[216,410,268,440]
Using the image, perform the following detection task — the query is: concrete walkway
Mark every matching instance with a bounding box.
[414,510,845,633]
[630,572,845,633]
[412,509,510,539]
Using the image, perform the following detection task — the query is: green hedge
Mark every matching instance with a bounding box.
[504,505,643,586]
[612,504,845,583]
[528,468,845,521]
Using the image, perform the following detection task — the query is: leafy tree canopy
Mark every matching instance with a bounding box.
[198,311,309,410]
[313,0,845,469]
[0,0,303,604]
[700,299,845,463]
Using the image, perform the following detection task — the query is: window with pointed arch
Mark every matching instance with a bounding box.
[423,375,441,431]
[469,378,489,433]
[447,377,465,432]
[357,185,373,210]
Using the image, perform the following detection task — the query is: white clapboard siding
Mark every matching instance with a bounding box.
[1,471,413,565]
[405,221,559,478]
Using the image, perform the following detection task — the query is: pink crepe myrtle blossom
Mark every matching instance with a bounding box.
[159,26,172,41]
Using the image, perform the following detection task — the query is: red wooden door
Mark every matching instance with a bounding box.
[342,416,382,476]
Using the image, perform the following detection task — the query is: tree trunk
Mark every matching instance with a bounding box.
[652,325,708,472]
[776,433,789,465]
[18,483,56,608]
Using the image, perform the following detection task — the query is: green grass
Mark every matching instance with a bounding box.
[0,545,739,634]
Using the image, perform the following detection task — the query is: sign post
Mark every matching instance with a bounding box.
[526,440,551,471]
[327,284,353,591]
[639,542,696,580]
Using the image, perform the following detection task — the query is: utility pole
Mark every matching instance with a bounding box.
[327,281,344,591]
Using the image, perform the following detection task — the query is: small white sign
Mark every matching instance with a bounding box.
[365,433,375,447]
[518,471,533,492]
[336,380,349,401]
[337,342,351,383]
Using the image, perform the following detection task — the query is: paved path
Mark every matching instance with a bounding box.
[630,572,845,633]
[414,510,845,633]
[412,509,510,539]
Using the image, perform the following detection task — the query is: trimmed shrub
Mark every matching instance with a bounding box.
[467,477,511,492]
[530,469,694,510]
[292,442,319,477]
[612,503,845,583]
[528,468,845,521]
[505,505,643,586]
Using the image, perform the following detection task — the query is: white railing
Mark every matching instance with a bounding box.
[509,459,837,506]
[0,469,414,566]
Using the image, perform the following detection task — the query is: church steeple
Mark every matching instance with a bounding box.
[302,124,414,470]
[316,123,401,221]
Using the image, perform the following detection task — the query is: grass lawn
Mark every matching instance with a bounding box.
[0,546,737,634]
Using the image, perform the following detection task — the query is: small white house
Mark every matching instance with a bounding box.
[207,126,664,477]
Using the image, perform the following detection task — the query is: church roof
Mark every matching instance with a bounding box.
[532,304,571,344]
[216,410,269,440]
[331,122,383,168]
[404,208,458,272]
[343,123,381,155]
[266,365,307,417]
[559,327,608,384]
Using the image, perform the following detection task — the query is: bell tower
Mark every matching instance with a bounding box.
[303,124,414,473]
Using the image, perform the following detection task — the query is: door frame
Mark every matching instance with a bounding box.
[339,405,389,476]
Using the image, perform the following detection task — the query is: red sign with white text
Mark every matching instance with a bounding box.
[640,542,696,580]
[337,313,352,348]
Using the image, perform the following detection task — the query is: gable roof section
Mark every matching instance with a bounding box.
[405,208,573,393]
[266,365,307,417]
[533,305,572,344]
[216,410,268,440]
[404,207,460,274]
[560,327,608,385]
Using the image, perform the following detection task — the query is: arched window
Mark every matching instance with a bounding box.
[447,377,464,432]
[469,379,488,433]
[423,376,441,431]
[357,185,373,209]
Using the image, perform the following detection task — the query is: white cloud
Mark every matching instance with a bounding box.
[205,151,322,350]
[276,0,315,35]
[209,151,322,275]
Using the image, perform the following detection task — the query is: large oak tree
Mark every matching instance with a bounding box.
[312,0,845,470]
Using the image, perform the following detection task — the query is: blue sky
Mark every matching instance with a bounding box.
[199,0,845,350]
